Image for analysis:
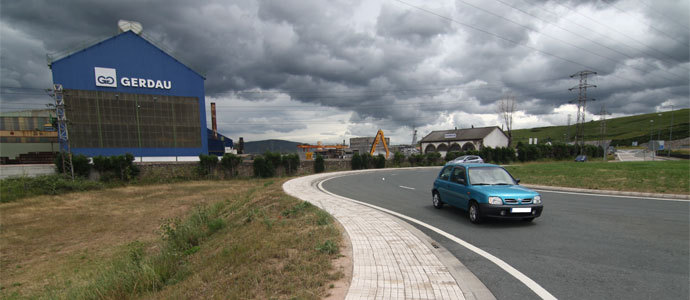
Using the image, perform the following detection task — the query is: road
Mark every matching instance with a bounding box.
[321,168,689,300]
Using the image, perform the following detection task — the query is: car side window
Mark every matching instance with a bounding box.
[451,166,466,184]
[439,166,452,181]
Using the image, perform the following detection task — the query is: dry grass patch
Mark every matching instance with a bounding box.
[1,178,343,299]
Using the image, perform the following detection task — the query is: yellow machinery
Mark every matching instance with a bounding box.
[297,141,348,160]
[370,129,390,158]
[0,130,58,138]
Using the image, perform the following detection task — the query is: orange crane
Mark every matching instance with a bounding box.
[297,141,347,160]
[296,141,348,151]
[370,129,390,158]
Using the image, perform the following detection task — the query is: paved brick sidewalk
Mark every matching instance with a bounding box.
[284,172,490,300]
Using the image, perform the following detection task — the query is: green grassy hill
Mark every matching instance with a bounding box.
[511,108,689,146]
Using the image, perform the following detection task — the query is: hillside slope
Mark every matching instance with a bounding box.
[511,109,689,146]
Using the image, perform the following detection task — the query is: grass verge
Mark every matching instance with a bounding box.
[504,160,689,194]
[0,175,108,203]
[1,178,342,299]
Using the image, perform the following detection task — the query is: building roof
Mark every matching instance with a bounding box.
[419,126,506,143]
[47,31,205,79]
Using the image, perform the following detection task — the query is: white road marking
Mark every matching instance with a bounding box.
[319,177,557,300]
[534,189,690,202]
[399,185,416,190]
[382,177,385,181]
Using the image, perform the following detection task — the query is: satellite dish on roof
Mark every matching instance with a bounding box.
[118,20,143,34]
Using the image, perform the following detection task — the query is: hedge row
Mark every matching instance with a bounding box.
[55,153,139,182]
[251,152,301,178]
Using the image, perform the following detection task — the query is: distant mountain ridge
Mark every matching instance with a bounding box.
[243,139,303,154]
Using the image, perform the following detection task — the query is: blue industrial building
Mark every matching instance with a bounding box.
[49,28,209,157]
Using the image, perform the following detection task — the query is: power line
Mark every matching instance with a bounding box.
[601,0,689,48]
[393,0,687,100]
[541,0,689,68]
[455,0,685,82]
[491,0,689,78]
[635,0,690,31]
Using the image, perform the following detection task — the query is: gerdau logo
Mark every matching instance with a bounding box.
[93,67,172,90]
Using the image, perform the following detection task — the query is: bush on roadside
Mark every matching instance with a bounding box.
[374,154,386,169]
[281,153,300,175]
[393,151,405,166]
[0,175,105,203]
[220,153,242,177]
[314,154,325,173]
[93,153,140,182]
[351,153,362,170]
[253,156,274,178]
[360,153,372,169]
[197,154,218,176]
[54,153,91,178]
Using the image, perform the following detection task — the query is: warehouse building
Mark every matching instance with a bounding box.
[0,109,58,164]
[420,126,509,157]
[48,22,208,158]
[350,136,390,156]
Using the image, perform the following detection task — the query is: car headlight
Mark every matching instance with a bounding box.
[533,195,541,204]
[488,196,502,205]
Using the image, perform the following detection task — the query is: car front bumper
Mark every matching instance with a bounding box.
[478,204,543,219]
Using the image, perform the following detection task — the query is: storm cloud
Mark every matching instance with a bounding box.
[1,0,688,143]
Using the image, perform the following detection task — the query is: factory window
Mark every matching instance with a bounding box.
[64,90,201,149]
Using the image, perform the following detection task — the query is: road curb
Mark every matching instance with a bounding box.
[283,171,495,300]
[523,184,690,200]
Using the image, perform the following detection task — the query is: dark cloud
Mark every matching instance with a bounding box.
[1,0,688,143]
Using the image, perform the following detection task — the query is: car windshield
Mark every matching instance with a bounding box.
[468,167,515,185]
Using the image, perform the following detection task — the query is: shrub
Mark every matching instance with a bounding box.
[0,175,105,203]
[264,152,282,169]
[445,151,462,161]
[54,153,91,178]
[351,153,362,170]
[281,153,300,175]
[393,151,405,166]
[360,153,372,169]
[408,153,424,166]
[374,154,386,169]
[314,154,325,173]
[220,153,242,176]
[424,152,442,166]
[198,154,218,176]
[92,153,140,181]
[253,156,274,178]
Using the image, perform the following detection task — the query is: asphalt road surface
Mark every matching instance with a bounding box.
[321,168,689,300]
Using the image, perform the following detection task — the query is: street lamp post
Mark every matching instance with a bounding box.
[649,119,654,161]
[668,105,674,157]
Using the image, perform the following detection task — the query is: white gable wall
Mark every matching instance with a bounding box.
[483,128,509,148]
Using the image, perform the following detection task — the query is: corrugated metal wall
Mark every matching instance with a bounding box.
[64,89,201,149]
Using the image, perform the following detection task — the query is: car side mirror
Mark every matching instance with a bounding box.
[515,178,521,184]
[457,178,466,185]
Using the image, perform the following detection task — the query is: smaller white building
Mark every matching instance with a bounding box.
[419,126,509,157]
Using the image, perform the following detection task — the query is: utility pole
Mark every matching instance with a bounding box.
[668,105,674,157]
[566,114,571,143]
[649,119,655,161]
[568,71,597,155]
[53,84,74,179]
[599,105,607,161]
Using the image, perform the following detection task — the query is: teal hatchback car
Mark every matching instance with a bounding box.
[432,162,543,223]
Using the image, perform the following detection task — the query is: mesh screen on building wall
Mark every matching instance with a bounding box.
[64,90,201,149]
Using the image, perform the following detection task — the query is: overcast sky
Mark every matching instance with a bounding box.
[1,0,688,144]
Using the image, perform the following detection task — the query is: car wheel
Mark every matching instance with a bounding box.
[468,202,482,224]
[432,192,444,209]
[522,217,535,222]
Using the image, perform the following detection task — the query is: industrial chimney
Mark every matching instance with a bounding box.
[211,102,217,138]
